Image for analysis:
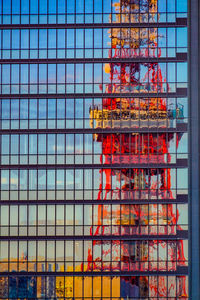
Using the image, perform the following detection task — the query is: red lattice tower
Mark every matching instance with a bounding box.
[87,0,187,298]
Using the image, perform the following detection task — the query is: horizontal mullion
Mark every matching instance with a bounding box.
[0,91,188,99]
[0,57,187,64]
[0,20,187,30]
[0,233,188,240]
[0,198,188,205]
[0,268,189,276]
[0,126,188,134]
[0,161,188,169]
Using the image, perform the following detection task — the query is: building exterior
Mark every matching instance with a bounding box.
[0,0,199,299]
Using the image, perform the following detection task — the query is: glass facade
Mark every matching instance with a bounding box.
[0,0,189,299]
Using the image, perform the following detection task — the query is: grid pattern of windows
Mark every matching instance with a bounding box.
[0,275,189,299]
[0,27,187,59]
[0,0,187,25]
[0,240,188,272]
[0,203,188,236]
[0,133,188,165]
[0,62,187,95]
[0,97,188,130]
[0,0,188,299]
[0,168,188,200]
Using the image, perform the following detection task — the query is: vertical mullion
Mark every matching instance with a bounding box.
[0,25,2,95]
[56,0,58,24]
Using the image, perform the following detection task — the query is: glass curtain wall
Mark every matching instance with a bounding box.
[0,0,188,299]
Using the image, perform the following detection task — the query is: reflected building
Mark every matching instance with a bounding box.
[0,0,192,299]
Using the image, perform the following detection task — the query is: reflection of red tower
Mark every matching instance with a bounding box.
[88,0,187,298]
